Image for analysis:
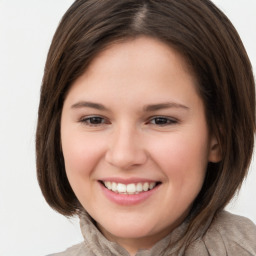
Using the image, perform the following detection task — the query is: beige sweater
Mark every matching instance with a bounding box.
[50,211,256,256]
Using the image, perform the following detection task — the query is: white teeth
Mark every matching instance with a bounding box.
[112,182,117,192]
[149,182,155,189]
[143,183,149,191]
[103,181,157,194]
[127,184,136,193]
[105,181,111,190]
[136,183,143,192]
[117,183,126,193]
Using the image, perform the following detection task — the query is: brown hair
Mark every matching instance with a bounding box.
[36,0,255,250]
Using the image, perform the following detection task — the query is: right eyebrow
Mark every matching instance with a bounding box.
[71,101,108,111]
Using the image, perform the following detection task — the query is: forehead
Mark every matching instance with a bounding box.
[85,36,193,79]
[64,36,201,111]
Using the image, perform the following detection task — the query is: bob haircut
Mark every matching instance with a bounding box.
[36,0,255,247]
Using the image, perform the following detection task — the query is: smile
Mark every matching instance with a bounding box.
[101,181,159,194]
[99,179,162,205]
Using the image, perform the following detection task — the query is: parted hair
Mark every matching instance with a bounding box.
[36,0,255,249]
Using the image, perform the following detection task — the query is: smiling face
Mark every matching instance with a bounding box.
[61,36,219,253]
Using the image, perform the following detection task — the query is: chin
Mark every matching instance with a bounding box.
[98,218,154,238]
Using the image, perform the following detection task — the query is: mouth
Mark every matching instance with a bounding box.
[100,180,161,195]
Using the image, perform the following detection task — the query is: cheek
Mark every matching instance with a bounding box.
[61,132,107,208]
[149,132,209,187]
[151,135,209,216]
[61,131,105,179]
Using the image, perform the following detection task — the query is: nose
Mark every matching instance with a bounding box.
[105,125,148,170]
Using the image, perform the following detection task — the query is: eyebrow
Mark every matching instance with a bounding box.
[71,101,108,111]
[143,102,189,112]
[71,101,189,112]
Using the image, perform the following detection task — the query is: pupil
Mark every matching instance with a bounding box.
[90,117,102,124]
[155,117,167,124]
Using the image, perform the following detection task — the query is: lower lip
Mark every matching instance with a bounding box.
[99,182,160,206]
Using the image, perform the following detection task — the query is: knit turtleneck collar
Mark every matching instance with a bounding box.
[79,212,189,256]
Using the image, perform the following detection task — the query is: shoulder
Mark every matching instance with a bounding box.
[187,211,256,256]
[210,211,256,236]
[47,242,94,256]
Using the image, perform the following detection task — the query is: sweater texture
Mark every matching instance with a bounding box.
[49,211,256,256]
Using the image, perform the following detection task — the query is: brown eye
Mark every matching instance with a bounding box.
[80,116,109,127]
[87,117,104,124]
[149,116,177,126]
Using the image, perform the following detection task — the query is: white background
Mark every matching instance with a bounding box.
[0,1,255,255]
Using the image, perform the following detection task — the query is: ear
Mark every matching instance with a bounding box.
[208,135,222,163]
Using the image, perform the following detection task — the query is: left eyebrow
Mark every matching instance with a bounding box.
[143,102,189,112]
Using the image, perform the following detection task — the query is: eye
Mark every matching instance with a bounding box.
[148,116,178,126]
[80,116,109,127]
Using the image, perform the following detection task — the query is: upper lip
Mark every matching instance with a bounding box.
[99,177,161,185]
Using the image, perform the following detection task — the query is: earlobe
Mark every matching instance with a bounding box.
[208,136,222,163]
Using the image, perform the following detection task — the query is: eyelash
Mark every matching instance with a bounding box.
[79,115,178,127]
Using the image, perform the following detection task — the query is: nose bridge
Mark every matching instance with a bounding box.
[105,122,147,169]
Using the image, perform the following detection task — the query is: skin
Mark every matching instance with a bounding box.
[61,36,220,255]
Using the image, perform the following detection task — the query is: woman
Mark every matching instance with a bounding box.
[36,0,256,255]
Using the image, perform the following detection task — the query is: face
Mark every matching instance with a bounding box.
[61,37,219,252]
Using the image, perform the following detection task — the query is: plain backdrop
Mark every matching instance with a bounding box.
[0,1,255,255]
